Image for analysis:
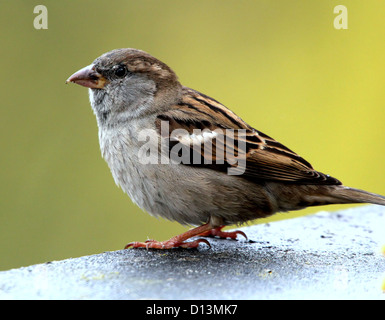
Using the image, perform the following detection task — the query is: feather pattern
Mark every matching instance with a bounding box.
[155,87,341,185]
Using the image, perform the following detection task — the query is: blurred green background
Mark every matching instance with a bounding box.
[0,0,384,271]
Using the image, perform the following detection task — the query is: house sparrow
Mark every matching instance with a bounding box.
[66,48,385,249]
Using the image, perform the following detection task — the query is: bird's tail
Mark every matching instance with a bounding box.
[329,186,385,206]
[268,183,385,212]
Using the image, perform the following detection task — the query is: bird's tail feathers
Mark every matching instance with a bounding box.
[329,186,385,206]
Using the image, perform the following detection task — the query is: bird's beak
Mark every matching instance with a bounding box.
[66,64,107,89]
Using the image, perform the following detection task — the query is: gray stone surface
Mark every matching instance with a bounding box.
[0,205,385,300]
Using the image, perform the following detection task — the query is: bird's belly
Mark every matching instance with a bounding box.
[98,126,276,226]
[99,127,211,225]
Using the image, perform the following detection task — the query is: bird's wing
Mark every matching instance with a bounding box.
[154,87,341,185]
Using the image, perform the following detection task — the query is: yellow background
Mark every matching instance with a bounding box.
[0,1,384,270]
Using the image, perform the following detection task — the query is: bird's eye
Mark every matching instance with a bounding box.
[114,65,127,78]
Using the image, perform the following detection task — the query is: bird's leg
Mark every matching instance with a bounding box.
[125,223,213,249]
[198,225,248,241]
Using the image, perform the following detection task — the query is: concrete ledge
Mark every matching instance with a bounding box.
[0,205,384,299]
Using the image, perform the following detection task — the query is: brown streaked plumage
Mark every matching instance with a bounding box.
[67,48,385,249]
[157,87,341,185]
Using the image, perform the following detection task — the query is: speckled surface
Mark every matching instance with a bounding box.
[1,205,384,299]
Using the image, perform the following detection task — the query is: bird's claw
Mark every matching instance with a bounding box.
[124,238,211,250]
[199,226,248,241]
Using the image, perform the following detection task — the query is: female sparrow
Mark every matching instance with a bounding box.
[67,48,385,249]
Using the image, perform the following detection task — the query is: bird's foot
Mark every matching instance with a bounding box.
[125,238,210,249]
[124,223,213,250]
[198,226,248,241]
